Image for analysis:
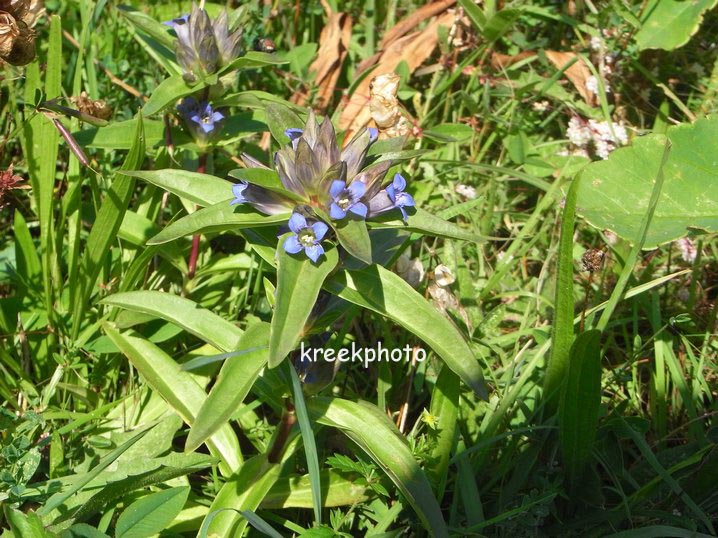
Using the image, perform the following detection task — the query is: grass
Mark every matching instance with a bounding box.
[1,0,718,536]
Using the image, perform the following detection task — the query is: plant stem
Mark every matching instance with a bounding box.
[187,153,207,279]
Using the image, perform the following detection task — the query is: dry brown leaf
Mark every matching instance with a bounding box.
[545,50,596,106]
[339,11,455,134]
[291,9,352,110]
[379,0,456,49]
[490,50,536,70]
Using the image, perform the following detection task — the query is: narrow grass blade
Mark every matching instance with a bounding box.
[101,291,244,352]
[558,329,602,483]
[269,240,339,367]
[308,397,448,537]
[426,367,460,499]
[288,363,322,524]
[543,174,580,406]
[71,114,145,340]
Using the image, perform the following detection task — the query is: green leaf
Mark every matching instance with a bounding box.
[142,74,208,116]
[559,330,602,483]
[483,8,522,42]
[125,169,232,206]
[635,0,718,51]
[426,367,460,499]
[60,523,110,538]
[223,51,289,72]
[117,5,175,49]
[422,123,474,143]
[73,119,187,150]
[324,265,487,398]
[71,114,146,339]
[308,397,448,537]
[334,218,372,265]
[201,455,282,537]
[101,291,243,352]
[102,324,242,475]
[543,175,580,406]
[369,207,485,243]
[228,167,305,201]
[116,487,190,538]
[457,0,487,30]
[269,241,339,367]
[577,119,718,248]
[148,202,289,245]
[288,364,322,523]
[3,507,47,538]
[262,470,371,509]
[265,103,304,146]
[186,323,270,452]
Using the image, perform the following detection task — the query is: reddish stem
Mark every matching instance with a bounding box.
[187,153,208,279]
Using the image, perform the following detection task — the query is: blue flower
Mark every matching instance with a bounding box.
[283,212,329,263]
[386,173,415,221]
[230,182,249,205]
[368,127,378,142]
[163,14,189,29]
[190,102,224,134]
[328,180,367,220]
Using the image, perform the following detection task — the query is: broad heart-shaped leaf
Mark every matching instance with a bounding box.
[635,0,718,51]
[308,397,448,538]
[126,169,232,206]
[559,330,602,483]
[115,486,189,538]
[101,291,243,352]
[102,324,241,475]
[186,323,270,452]
[577,119,718,248]
[369,207,486,243]
[324,265,487,399]
[228,167,305,202]
[334,218,372,265]
[148,202,290,245]
[142,74,213,116]
[269,240,339,367]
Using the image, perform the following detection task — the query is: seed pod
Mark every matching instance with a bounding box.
[0,11,19,59]
[581,248,605,273]
[6,19,34,65]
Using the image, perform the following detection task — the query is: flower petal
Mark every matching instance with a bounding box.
[305,243,324,263]
[386,183,396,203]
[230,182,248,205]
[399,206,408,222]
[397,192,415,207]
[211,111,224,122]
[283,234,303,254]
[368,127,378,142]
[392,173,407,192]
[312,221,329,240]
[329,202,346,220]
[349,202,368,218]
[347,180,366,199]
[329,179,346,199]
[288,212,308,233]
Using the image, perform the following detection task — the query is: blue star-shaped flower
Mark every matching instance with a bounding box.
[230,182,249,205]
[386,173,415,221]
[189,102,224,134]
[328,180,367,220]
[283,212,329,263]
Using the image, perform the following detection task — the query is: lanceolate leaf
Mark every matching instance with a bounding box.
[103,324,242,475]
[559,330,603,483]
[228,167,305,202]
[324,266,487,399]
[269,241,339,367]
[334,218,373,265]
[116,486,189,538]
[577,119,718,248]
[186,323,270,452]
[126,169,232,206]
[308,397,448,538]
[369,207,486,243]
[148,202,289,245]
[101,291,244,352]
[265,103,304,146]
[142,74,209,116]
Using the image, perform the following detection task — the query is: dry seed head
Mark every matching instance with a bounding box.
[581,248,605,272]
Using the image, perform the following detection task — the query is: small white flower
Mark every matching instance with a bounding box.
[532,100,550,112]
[676,237,697,263]
[567,116,591,147]
[586,76,599,96]
[590,36,602,51]
[433,264,455,287]
[455,184,477,200]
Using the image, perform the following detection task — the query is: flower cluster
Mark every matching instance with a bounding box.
[566,115,628,159]
[230,113,416,263]
[164,5,242,84]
